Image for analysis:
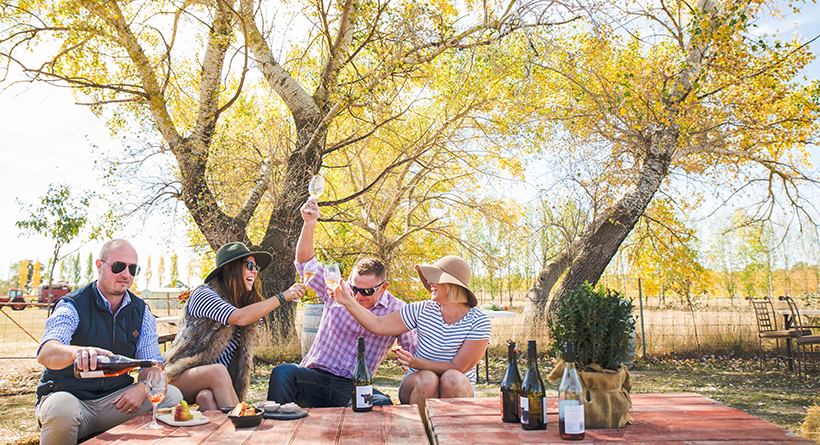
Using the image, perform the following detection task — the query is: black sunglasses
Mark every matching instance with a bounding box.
[245,260,260,272]
[102,260,140,276]
[351,281,385,297]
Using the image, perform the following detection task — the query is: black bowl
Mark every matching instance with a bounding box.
[228,408,263,428]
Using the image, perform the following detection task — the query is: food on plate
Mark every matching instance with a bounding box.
[174,400,193,422]
[230,402,258,417]
[279,402,299,413]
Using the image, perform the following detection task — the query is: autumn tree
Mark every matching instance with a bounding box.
[520,0,820,318]
[144,255,153,289]
[85,252,94,284]
[157,256,166,288]
[1,0,580,341]
[16,184,98,309]
[32,259,42,290]
[170,254,179,287]
[17,259,29,290]
[71,253,82,288]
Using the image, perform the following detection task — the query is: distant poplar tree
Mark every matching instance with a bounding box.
[18,259,29,290]
[170,254,179,287]
[145,255,153,289]
[72,253,82,288]
[32,259,42,289]
[85,253,94,284]
[157,256,166,288]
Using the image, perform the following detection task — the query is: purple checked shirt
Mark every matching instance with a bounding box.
[297,257,417,379]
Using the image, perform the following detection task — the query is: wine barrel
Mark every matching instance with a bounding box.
[301,303,324,357]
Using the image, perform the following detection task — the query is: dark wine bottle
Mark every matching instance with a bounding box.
[520,339,546,430]
[352,337,373,412]
[500,340,521,423]
[73,355,160,379]
[559,342,585,440]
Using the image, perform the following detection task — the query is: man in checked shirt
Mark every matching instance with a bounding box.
[34,239,182,445]
[266,199,418,407]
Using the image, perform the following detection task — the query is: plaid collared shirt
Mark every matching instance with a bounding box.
[297,257,418,379]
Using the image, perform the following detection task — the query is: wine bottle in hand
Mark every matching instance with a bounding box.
[74,355,161,379]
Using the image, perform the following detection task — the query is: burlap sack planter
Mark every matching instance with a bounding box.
[548,361,632,429]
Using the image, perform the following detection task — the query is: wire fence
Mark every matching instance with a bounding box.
[3,290,817,361]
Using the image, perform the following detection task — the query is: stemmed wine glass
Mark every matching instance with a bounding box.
[144,367,167,429]
[309,175,325,200]
[324,263,342,308]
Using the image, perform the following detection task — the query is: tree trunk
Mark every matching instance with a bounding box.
[548,142,674,312]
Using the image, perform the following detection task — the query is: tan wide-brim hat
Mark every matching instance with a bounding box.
[415,255,477,307]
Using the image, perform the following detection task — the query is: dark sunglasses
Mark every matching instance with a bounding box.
[245,260,260,272]
[102,260,140,276]
[351,281,385,297]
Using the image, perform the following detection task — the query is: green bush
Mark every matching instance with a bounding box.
[548,283,635,370]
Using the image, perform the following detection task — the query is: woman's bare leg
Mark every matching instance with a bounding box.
[399,370,440,413]
[169,364,239,411]
[195,389,218,411]
[439,369,473,398]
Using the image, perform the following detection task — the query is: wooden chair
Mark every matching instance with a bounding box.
[748,297,804,370]
[779,296,820,380]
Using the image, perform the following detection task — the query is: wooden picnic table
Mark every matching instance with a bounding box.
[83,405,428,445]
[425,393,814,444]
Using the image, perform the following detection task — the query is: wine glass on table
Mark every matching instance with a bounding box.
[144,367,167,429]
[308,175,325,200]
[324,263,342,308]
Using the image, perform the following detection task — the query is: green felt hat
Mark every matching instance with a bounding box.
[204,242,272,283]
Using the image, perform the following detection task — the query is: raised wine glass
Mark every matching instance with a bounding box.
[144,367,167,429]
[324,263,342,308]
[308,175,325,200]
[304,262,318,285]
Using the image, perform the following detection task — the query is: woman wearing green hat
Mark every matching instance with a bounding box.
[163,242,307,411]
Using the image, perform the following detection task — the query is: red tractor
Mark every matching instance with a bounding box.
[0,288,27,311]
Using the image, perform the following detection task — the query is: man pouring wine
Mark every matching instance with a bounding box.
[35,239,182,445]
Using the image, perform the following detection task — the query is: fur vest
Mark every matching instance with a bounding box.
[163,286,258,401]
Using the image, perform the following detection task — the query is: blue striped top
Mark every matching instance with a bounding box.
[400,300,491,385]
[186,285,239,369]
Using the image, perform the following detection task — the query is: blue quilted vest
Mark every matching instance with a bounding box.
[37,282,146,402]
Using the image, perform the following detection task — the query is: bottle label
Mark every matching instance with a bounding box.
[355,385,373,409]
[560,401,584,434]
[519,397,528,424]
[79,370,105,378]
[542,397,547,423]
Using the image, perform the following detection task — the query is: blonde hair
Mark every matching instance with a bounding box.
[444,283,468,305]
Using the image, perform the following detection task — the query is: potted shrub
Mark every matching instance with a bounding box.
[547,283,635,429]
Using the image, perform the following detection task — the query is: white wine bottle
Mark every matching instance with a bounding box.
[520,339,546,430]
[559,342,585,440]
[352,337,373,412]
[500,340,521,423]
[74,355,160,379]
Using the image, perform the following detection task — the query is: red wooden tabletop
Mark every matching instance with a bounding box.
[425,393,814,444]
[83,405,428,445]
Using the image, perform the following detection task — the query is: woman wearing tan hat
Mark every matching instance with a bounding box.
[332,255,490,408]
[163,242,308,411]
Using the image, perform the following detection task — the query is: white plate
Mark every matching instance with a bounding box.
[157,413,210,427]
